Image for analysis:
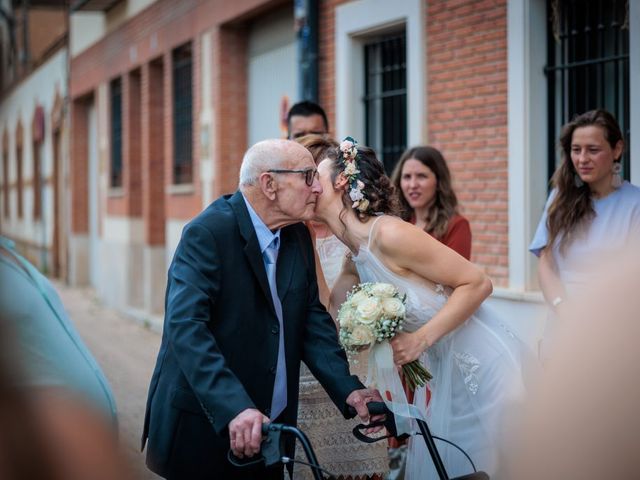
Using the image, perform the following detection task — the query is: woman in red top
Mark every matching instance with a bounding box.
[391,146,472,259]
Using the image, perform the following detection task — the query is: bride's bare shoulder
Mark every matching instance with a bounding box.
[374,216,431,251]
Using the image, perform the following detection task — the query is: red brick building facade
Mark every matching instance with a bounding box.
[67,0,638,342]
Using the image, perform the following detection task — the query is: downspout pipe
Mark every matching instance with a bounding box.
[294,0,318,103]
[0,5,17,65]
[21,0,30,66]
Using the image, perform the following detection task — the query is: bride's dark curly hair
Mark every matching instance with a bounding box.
[328,144,400,223]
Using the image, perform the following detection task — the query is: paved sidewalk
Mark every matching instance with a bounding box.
[53,281,162,479]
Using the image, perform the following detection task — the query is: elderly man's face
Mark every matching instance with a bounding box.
[271,145,322,222]
[288,114,327,140]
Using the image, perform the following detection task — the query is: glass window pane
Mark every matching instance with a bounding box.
[364,31,407,174]
[545,0,630,181]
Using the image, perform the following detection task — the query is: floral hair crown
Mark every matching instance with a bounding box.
[339,136,369,213]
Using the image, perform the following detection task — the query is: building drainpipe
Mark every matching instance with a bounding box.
[21,0,30,66]
[294,0,318,103]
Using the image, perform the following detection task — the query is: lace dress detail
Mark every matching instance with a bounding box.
[295,233,388,479]
[351,216,526,479]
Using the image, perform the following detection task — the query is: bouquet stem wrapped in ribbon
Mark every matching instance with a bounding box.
[337,282,432,392]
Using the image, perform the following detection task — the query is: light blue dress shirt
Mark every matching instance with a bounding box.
[529,181,640,295]
[241,194,281,265]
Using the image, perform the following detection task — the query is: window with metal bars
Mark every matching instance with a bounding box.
[110,77,123,188]
[545,0,630,181]
[364,31,407,175]
[172,42,193,185]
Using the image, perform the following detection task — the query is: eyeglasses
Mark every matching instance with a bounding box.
[267,168,318,186]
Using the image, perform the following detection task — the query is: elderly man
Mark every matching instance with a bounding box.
[142,139,380,479]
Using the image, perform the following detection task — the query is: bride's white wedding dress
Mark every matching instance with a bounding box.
[352,217,525,479]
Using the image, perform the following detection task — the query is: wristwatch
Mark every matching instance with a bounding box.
[551,296,563,308]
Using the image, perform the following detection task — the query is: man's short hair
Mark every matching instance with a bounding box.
[287,101,329,134]
[239,139,289,187]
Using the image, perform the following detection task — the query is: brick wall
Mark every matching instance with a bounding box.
[125,69,143,217]
[426,0,509,285]
[318,0,350,137]
[69,0,511,285]
[318,0,509,286]
[141,60,165,245]
[70,97,89,234]
[70,0,272,237]
[213,26,248,197]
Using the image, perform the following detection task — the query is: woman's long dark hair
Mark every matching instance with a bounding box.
[547,109,624,253]
[390,146,459,239]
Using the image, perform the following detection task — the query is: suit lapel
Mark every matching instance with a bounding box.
[227,192,274,312]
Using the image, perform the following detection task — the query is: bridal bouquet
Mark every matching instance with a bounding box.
[337,282,432,391]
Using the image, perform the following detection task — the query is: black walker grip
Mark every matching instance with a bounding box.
[347,401,410,442]
[346,401,388,417]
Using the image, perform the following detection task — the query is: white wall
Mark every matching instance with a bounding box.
[104,0,157,32]
[247,6,297,145]
[200,30,215,208]
[166,218,188,271]
[0,49,68,262]
[70,12,106,57]
[70,0,158,57]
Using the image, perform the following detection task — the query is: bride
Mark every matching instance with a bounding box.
[314,138,525,478]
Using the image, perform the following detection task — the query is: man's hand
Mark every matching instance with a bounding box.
[228,408,269,458]
[346,388,385,433]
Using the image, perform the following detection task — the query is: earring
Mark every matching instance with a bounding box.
[574,173,584,188]
[611,162,622,189]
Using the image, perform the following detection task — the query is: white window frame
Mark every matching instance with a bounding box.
[335,0,425,145]
[507,0,548,292]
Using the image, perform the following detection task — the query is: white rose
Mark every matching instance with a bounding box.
[349,289,369,305]
[344,162,359,176]
[338,307,357,329]
[356,297,382,324]
[382,297,405,318]
[369,283,397,298]
[350,325,375,346]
